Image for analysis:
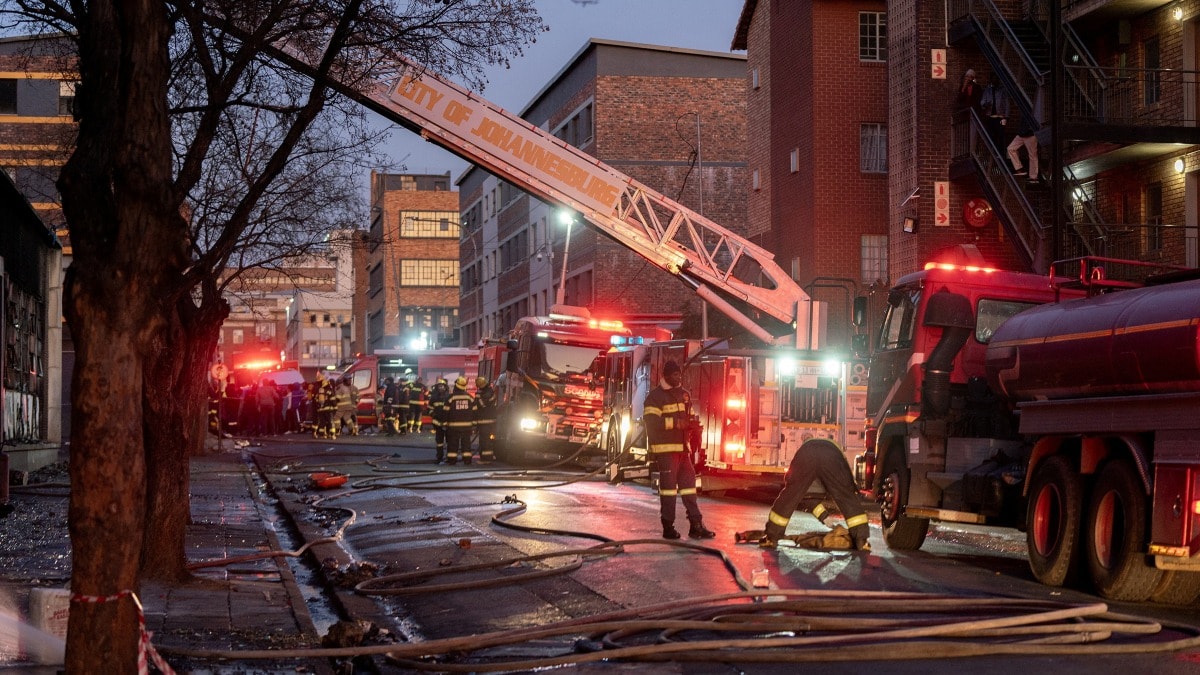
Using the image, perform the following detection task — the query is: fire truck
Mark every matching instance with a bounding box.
[598,338,863,489]
[478,305,629,462]
[335,348,478,428]
[264,39,862,477]
[862,247,1200,603]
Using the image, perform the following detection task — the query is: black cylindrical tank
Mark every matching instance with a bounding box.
[985,278,1200,401]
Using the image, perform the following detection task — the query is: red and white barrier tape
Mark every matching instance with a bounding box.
[70,590,175,675]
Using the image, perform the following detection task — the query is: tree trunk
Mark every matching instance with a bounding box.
[60,1,186,670]
[141,291,226,581]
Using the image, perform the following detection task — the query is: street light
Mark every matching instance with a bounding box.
[555,209,576,306]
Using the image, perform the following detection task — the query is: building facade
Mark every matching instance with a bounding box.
[733,0,891,351]
[364,171,460,352]
[457,39,748,346]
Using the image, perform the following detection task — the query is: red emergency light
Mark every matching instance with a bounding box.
[923,261,998,274]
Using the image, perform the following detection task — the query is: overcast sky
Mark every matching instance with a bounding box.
[384,0,746,179]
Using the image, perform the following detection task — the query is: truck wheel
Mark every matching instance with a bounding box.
[1025,455,1083,587]
[1084,459,1162,601]
[1150,571,1200,606]
[605,423,622,466]
[877,449,928,550]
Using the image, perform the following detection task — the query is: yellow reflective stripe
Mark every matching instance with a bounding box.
[767,510,790,527]
[664,418,675,430]
[662,403,686,414]
[678,488,697,496]
[447,421,476,427]
[846,513,869,528]
[650,443,685,453]
[476,417,495,424]
[812,503,827,519]
[659,488,679,496]
[644,406,663,416]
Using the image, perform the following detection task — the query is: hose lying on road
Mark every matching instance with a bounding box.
[156,589,1200,668]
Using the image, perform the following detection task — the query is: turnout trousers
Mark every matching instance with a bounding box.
[764,439,869,547]
[655,451,703,525]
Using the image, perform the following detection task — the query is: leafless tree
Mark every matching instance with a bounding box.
[0,0,545,670]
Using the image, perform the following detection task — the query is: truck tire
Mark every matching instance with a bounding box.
[1150,571,1200,606]
[1025,455,1083,587]
[877,448,928,550]
[1083,459,1162,601]
[605,422,622,466]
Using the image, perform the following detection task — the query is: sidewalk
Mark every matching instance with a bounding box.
[2,440,343,673]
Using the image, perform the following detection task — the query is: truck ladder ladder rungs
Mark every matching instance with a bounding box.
[263,40,816,348]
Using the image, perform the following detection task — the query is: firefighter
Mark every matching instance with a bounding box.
[759,438,871,551]
[408,378,428,433]
[395,377,411,435]
[444,376,476,465]
[379,377,398,436]
[335,377,359,436]
[644,360,715,540]
[473,376,498,463]
[428,377,451,463]
[315,374,339,439]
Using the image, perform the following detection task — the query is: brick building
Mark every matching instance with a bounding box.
[733,0,890,350]
[364,171,460,352]
[457,39,747,346]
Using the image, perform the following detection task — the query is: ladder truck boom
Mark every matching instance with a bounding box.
[263,40,820,348]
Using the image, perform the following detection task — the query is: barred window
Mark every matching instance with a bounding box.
[860,123,887,173]
[59,81,77,116]
[400,259,459,286]
[859,12,887,62]
[861,235,888,285]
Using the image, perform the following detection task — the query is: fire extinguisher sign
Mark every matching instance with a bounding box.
[934,181,950,227]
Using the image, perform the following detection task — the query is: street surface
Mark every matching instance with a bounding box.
[250,431,1200,673]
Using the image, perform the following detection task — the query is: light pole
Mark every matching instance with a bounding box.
[555,209,576,307]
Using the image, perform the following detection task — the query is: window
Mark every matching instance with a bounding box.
[1144,37,1161,105]
[232,329,244,345]
[0,79,15,114]
[58,81,77,116]
[789,148,800,173]
[400,210,460,238]
[552,100,594,148]
[752,169,761,191]
[976,299,1036,343]
[861,235,887,285]
[860,124,887,173]
[877,287,918,350]
[1145,182,1163,252]
[859,12,887,62]
[751,67,760,90]
[400,259,460,286]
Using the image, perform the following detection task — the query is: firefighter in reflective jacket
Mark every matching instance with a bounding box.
[760,438,871,551]
[444,377,475,465]
[428,377,451,463]
[407,379,428,433]
[643,360,715,540]
[315,375,339,439]
[473,376,498,463]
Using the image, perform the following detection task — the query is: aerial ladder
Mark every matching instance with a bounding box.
[263,40,824,349]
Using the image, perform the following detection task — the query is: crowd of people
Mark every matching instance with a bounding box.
[209,370,501,463]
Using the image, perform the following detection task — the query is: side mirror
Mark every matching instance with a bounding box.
[852,296,868,328]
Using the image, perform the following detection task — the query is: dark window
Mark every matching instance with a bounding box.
[1145,182,1163,252]
[0,79,16,114]
[859,13,887,62]
[1144,37,1161,105]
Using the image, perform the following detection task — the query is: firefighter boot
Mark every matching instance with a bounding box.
[688,518,716,540]
[662,520,681,540]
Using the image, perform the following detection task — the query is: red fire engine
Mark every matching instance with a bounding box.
[863,247,1200,603]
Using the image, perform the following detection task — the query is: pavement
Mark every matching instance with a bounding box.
[1,429,429,674]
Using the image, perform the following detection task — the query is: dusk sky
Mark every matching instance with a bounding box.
[384,0,746,179]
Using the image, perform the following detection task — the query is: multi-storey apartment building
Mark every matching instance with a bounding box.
[364,171,460,352]
[737,0,1199,337]
[457,39,747,346]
